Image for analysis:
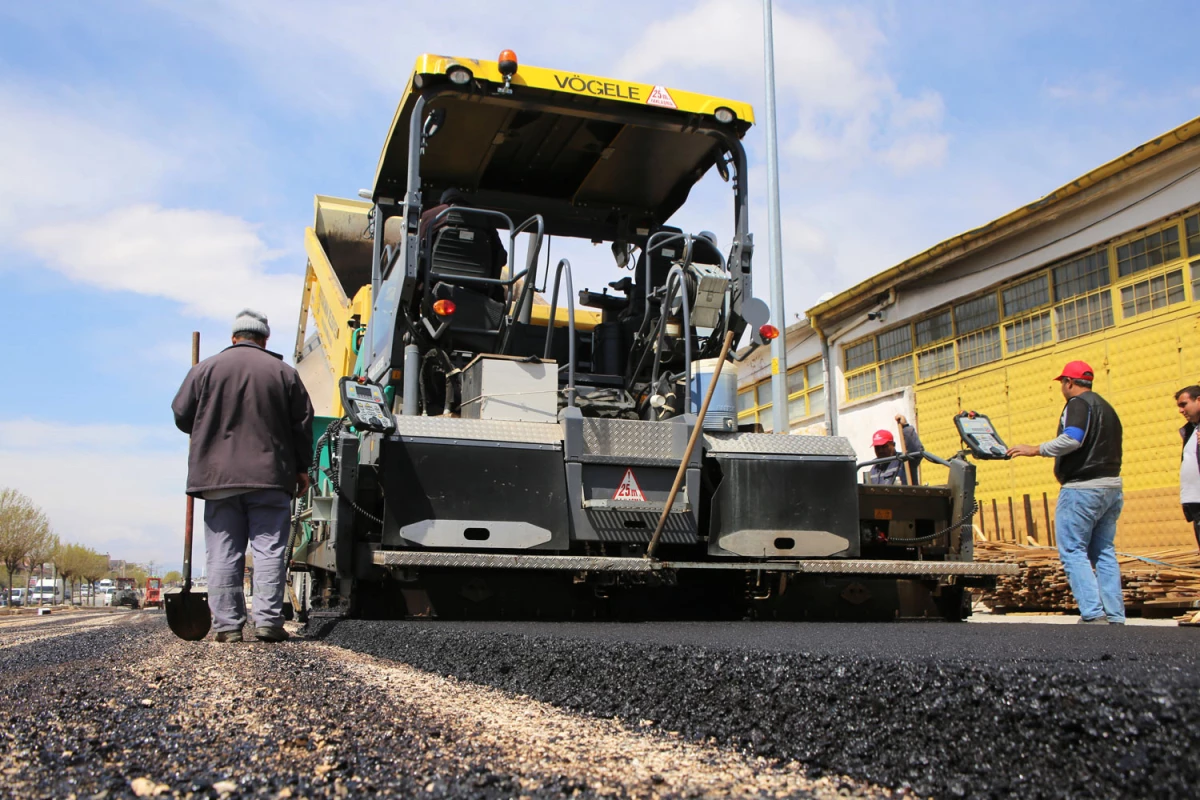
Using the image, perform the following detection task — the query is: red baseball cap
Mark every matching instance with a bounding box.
[871,429,894,446]
[1055,360,1094,381]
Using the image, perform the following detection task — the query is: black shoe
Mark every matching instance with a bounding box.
[215,628,244,643]
[254,626,289,642]
[1077,617,1108,625]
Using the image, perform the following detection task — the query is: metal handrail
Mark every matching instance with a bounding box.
[428,204,515,234]
[642,231,689,319]
[856,450,955,471]
[542,258,578,408]
[426,270,527,288]
[423,206,526,285]
[650,265,693,413]
[508,214,545,325]
[628,231,730,388]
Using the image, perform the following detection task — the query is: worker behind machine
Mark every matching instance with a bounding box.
[867,415,923,485]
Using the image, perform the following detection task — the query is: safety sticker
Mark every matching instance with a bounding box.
[646,85,677,109]
[612,468,646,502]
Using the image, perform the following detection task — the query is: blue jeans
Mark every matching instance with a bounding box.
[1055,486,1125,623]
[203,489,292,632]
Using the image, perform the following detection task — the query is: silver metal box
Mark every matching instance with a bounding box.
[460,354,559,422]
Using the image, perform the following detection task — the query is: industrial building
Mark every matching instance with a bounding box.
[739,116,1200,551]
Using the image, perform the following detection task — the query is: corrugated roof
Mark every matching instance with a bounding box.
[806,115,1200,324]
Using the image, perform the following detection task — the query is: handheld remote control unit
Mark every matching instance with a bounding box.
[954,411,1009,460]
[339,377,396,433]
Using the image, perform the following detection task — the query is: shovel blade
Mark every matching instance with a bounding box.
[164,587,211,641]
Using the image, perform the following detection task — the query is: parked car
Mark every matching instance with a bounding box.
[8,588,27,607]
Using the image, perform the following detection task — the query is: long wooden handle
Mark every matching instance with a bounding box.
[646,330,736,559]
[182,332,199,589]
[896,415,919,485]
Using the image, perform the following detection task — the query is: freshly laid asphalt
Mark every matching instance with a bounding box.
[318,619,1200,799]
[0,611,887,799]
[2,610,1197,798]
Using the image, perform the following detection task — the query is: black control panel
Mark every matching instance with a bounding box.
[339,377,396,434]
[954,411,1009,460]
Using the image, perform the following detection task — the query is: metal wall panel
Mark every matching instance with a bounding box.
[914,309,1197,550]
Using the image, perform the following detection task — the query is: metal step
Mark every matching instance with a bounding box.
[371,549,1019,577]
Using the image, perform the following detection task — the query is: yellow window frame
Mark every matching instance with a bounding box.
[1110,218,1190,323]
[840,205,1200,397]
[785,358,826,426]
[1114,219,1183,280]
[737,382,774,431]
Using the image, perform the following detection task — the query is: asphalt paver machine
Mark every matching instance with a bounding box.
[288,52,1015,621]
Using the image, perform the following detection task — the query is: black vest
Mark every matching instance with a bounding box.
[1054,391,1122,484]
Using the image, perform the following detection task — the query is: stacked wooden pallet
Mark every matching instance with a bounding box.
[974,540,1200,615]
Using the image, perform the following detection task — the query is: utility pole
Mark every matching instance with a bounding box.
[763,0,788,433]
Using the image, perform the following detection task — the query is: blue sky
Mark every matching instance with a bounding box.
[1,0,1197,570]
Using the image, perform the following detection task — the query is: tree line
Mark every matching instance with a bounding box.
[0,487,177,608]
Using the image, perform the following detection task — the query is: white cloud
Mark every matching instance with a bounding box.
[1044,72,1123,105]
[0,76,295,333]
[879,132,950,173]
[153,0,619,116]
[0,84,177,231]
[616,0,948,173]
[0,420,177,451]
[21,204,298,331]
[0,420,189,570]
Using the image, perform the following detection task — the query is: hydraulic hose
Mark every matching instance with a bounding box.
[315,418,384,528]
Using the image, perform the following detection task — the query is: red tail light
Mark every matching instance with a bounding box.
[433,299,456,317]
[759,324,779,341]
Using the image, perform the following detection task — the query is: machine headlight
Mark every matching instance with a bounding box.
[714,107,735,124]
[448,67,473,85]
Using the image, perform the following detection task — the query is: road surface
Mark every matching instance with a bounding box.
[1,610,1196,798]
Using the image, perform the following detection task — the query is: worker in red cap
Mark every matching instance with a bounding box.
[867,415,923,485]
[1007,360,1125,624]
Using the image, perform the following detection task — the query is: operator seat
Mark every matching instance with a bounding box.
[426,209,507,284]
[420,197,509,352]
[689,231,723,267]
[627,225,683,322]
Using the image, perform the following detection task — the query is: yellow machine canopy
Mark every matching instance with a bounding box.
[370,53,755,240]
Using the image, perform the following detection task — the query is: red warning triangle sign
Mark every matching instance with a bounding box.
[612,468,646,502]
[646,85,677,109]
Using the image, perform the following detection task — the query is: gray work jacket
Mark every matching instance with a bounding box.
[172,342,314,498]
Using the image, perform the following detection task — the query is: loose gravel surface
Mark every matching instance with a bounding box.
[318,620,1200,799]
[0,611,889,799]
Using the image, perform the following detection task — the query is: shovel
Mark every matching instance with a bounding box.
[166,331,212,641]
